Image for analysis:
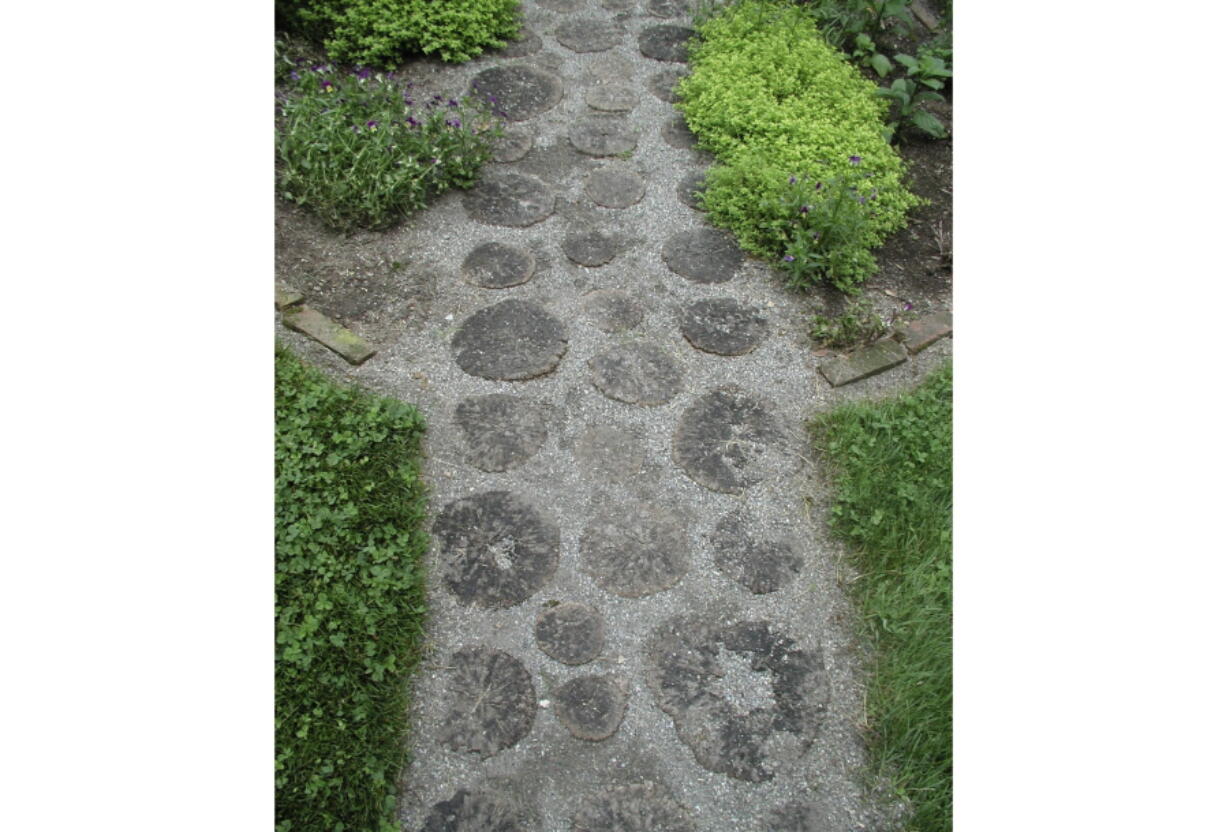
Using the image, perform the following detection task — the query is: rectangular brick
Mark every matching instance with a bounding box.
[819,338,908,387]
[281,306,376,366]
[894,311,952,354]
[275,286,304,310]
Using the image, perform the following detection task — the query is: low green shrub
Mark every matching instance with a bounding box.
[809,296,891,348]
[680,0,922,293]
[278,0,521,67]
[275,347,431,832]
[810,362,952,832]
[276,64,501,231]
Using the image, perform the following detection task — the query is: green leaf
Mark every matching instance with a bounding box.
[909,110,948,138]
[920,77,946,90]
[870,53,893,76]
[914,91,946,104]
[894,53,918,71]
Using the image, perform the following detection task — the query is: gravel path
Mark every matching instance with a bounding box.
[277,1,953,829]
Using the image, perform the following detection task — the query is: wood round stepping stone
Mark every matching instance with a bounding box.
[580,500,689,598]
[672,388,787,494]
[680,298,769,355]
[439,646,537,758]
[638,24,696,63]
[676,170,706,209]
[645,616,830,782]
[492,128,533,163]
[663,227,744,284]
[563,230,618,267]
[647,0,695,17]
[553,675,628,741]
[461,242,535,289]
[470,66,563,122]
[582,290,644,333]
[585,167,645,208]
[555,17,623,53]
[573,783,696,832]
[434,491,560,608]
[496,28,543,58]
[648,69,686,103]
[454,394,548,472]
[569,116,637,157]
[573,423,645,481]
[451,299,568,381]
[661,115,698,151]
[709,513,803,594]
[585,83,638,113]
[462,173,555,228]
[535,602,605,665]
[420,783,536,831]
[589,342,683,406]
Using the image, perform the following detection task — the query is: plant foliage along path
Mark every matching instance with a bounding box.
[275,1,952,830]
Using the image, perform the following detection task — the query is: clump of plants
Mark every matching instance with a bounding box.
[276,63,502,232]
[679,0,922,293]
[809,296,895,348]
[275,346,431,832]
[277,0,521,66]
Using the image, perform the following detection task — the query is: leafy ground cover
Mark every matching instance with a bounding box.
[276,0,521,66]
[810,362,953,831]
[679,0,922,293]
[275,55,503,232]
[275,346,431,832]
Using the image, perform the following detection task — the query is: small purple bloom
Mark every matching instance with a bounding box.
[447,98,459,108]
[788,176,797,185]
[800,205,811,214]
[849,155,862,165]
[487,95,498,104]
[311,64,324,72]
[405,116,420,128]
[814,182,823,192]
[290,70,300,81]
[812,232,821,241]
[431,157,440,164]
[355,67,371,80]
[904,302,914,311]
[857,196,867,204]
[445,118,461,128]
[366,120,379,130]
[783,255,796,263]
[320,80,334,92]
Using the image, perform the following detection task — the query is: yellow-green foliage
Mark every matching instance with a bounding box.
[679,0,921,289]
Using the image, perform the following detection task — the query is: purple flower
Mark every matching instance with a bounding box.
[447,98,459,108]
[431,157,440,164]
[788,176,797,185]
[355,67,371,80]
[405,116,420,128]
[445,118,461,128]
[311,64,324,72]
[800,205,811,214]
[783,255,796,263]
[487,95,498,104]
[366,120,379,130]
[849,155,862,165]
[814,182,823,192]
[856,196,866,204]
[290,70,300,81]
[904,302,914,311]
[320,80,334,92]
[812,232,822,241]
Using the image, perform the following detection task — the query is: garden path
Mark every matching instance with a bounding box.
[277,1,953,829]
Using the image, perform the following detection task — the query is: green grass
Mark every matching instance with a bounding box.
[275,346,431,832]
[810,362,952,832]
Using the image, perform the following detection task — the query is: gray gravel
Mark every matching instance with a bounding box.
[276,1,953,829]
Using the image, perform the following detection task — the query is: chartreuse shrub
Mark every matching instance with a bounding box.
[277,0,521,66]
[679,0,921,292]
[275,346,430,832]
[810,362,952,832]
[277,63,501,232]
